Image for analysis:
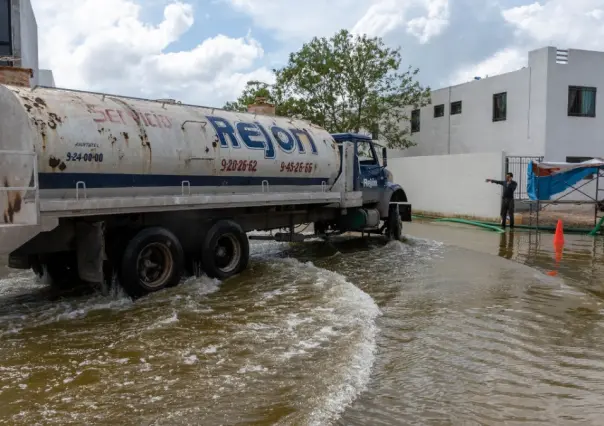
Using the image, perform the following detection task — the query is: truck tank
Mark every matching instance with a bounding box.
[0,84,341,216]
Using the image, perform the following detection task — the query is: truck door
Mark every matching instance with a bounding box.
[357,141,386,203]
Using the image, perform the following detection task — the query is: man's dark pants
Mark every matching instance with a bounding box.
[500,198,515,228]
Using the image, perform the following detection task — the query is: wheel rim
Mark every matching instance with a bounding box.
[214,233,241,274]
[136,242,173,289]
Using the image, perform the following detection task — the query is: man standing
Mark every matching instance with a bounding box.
[486,173,518,229]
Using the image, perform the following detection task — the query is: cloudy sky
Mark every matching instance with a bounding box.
[30,0,604,107]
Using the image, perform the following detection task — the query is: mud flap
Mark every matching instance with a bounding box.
[76,221,106,285]
[392,202,412,222]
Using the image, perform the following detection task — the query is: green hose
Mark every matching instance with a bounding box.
[433,218,505,233]
[412,214,596,234]
[589,215,604,236]
[472,220,592,234]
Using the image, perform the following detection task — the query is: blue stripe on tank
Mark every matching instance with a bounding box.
[38,173,329,190]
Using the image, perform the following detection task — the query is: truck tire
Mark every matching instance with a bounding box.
[120,227,184,298]
[386,203,402,241]
[43,251,80,289]
[201,220,249,280]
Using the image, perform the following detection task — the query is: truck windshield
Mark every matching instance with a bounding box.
[357,141,378,166]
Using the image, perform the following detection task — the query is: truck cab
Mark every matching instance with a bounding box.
[329,133,412,239]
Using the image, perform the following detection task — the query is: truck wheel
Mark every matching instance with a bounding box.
[386,204,402,241]
[314,221,327,236]
[201,220,249,280]
[120,227,184,298]
[43,251,80,289]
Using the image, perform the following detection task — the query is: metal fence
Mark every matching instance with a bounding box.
[505,156,543,200]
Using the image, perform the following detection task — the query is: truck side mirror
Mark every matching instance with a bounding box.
[382,147,388,167]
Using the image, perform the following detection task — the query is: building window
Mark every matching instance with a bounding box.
[566,156,593,163]
[411,109,420,133]
[0,0,9,44]
[568,86,596,117]
[450,101,462,115]
[493,92,507,122]
[0,0,10,66]
[434,104,444,118]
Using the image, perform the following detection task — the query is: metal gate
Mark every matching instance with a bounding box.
[505,156,543,200]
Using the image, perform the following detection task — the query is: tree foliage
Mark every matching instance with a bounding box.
[223,29,430,149]
[223,80,274,112]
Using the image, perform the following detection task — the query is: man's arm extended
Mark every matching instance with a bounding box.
[486,179,504,185]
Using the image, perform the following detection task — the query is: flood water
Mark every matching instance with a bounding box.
[1,220,604,425]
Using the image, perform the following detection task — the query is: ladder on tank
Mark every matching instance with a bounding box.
[0,150,44,256]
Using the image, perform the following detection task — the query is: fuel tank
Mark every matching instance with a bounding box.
[0,84,341,207]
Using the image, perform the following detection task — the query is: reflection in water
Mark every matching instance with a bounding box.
[498,230,515,259]
[340,224,604,425]
[497,228,604,298]
[0,223,604,425]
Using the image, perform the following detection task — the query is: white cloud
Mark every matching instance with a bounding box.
[30,0,453,105]
[449,0,604,86]
[352,0,406,37]
[226,0,368,40]
[226,0,450,43]
[502,0,604,47]
[448,48,526,86]
[31,0,272,106]
[405,0,450,44]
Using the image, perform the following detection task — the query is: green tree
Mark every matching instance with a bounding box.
[223,80,307,118]
[224,29,430,149]
[223,80,275,112]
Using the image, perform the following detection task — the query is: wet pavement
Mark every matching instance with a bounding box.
[1,221,604,425]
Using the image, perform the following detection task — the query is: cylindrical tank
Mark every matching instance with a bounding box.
[0,84,341,210]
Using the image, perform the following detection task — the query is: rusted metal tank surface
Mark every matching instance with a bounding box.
[0,84,38,224]
[0,84,341,201]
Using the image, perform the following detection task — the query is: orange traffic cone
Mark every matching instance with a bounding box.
[554,244,563,263]
[548,221,564,276]
[553,219,564,247]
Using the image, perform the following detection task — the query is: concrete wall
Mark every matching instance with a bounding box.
[18,0,37,86]
[390,51,552,160]
[393,67,546,159]
[539,47,604,202]
[390,46,604,166]
[389,45,604,205]
[527,48,550,162]
[9,0,38,86]
[390,151,506,220]
[38,69,55,87]
[544,47,604,161]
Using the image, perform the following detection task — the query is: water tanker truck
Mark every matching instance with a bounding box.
[0,84,411,297]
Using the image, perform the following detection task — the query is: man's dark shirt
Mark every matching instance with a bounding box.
[492,180,517,199]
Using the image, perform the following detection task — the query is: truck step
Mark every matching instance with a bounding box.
[249,232,308,242]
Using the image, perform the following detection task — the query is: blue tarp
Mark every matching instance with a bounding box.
[527,160,600,201]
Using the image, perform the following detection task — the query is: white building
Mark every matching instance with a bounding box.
[38,68,55,87]
[1,0,54,87]
[393,46,604,164]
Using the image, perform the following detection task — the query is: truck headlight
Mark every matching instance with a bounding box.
[386,169,393,183]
